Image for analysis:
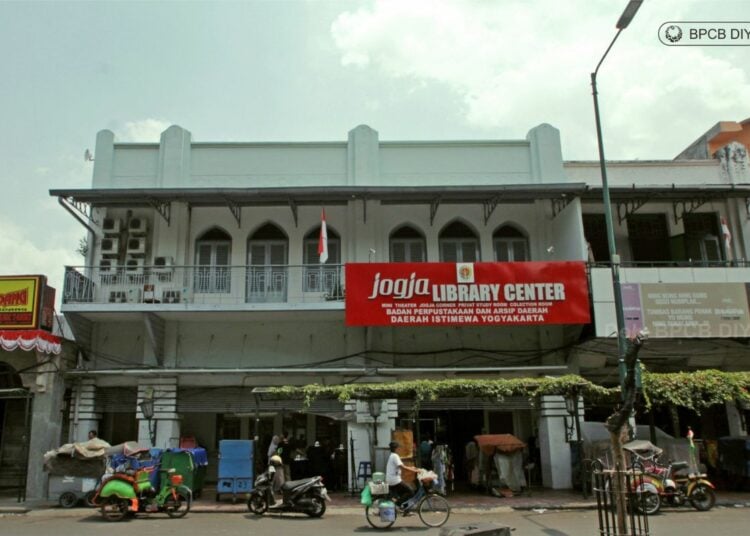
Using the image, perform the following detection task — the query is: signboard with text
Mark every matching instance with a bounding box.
[0,275,45,329]
[622,282,750,338]
[345,262,590,327]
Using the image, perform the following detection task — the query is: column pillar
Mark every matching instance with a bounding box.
[69,378,101,443]
[538,395,573,489]
[137,378,179,449]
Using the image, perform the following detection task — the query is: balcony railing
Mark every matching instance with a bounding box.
[62,264,345,306]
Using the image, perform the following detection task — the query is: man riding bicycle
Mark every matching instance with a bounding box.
[386,441,419,509]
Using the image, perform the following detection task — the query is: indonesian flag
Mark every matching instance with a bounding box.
[318,209,328,264]
[721,217,732,252]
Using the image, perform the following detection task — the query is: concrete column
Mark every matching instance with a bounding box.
[158,125,192,188]
[345,399,397,490]
[69,378,101,443]
[91,129,115,188]
[726,401,748,436]
[22,353,66,499]
[526,123,564,184]
[137,378,179,449]
[347,125,380,186]
[538,395,573,489]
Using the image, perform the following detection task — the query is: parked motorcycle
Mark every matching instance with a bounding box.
[247,464,329,517]
[624,440,716,515]
[92,468,192,521]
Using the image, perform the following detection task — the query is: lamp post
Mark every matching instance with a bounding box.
[591,0,643,394]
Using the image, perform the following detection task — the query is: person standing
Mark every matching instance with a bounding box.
[386,441,418,508]
[267,435,280,463]
[279,432,292,481]
[419,436,433,469]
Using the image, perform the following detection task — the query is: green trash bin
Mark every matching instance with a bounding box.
[160,450,196,494]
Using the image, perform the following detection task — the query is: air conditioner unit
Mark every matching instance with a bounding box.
[153,256,174,271]
[109,291,127,303]
[128,217,148,235]
[162,290,182,304]
[125,256,145,273]
[126,236,147,256]
[101,237,119,256]
[102,218,122,235]
[99,259,118,274]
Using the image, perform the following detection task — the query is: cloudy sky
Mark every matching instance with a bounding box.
[1,0,748,306]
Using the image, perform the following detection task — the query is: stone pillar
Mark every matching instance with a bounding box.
[69,378,101,443]
[538,395,573,489]
[345,399,397,490]
[22,353,66,499]
[137,378,179,449]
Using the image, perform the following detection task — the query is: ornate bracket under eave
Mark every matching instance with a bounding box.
[58,196,102,238]
[223,197,241,228]
[672,198,710,225]
[430,196,442,226]
[483,196,500,225]
[550,196,573,220]
[147,197,171,225]
[616,198,650,225]
[288,198,298,227]
[143,313,166,367]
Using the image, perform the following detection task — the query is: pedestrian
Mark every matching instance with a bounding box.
[88,430,98,441]
[279,432,292,481]
[386,441,419,509]
[419,435,433,469]
[267,435,280,463]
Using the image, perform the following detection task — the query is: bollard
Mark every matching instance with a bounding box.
[439,523,513,536]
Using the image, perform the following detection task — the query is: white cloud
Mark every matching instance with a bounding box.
[0,215,80,311]
[331,0,750,159]
[117,119,171,142]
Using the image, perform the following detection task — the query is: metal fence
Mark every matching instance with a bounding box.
[62,264,345,306]
[592,459,651,536]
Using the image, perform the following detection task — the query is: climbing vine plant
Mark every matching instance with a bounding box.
[267,370,750,413]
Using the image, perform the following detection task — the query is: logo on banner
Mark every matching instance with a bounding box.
[456,263,475,283]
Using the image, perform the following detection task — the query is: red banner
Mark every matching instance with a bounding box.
[345,262,590,326]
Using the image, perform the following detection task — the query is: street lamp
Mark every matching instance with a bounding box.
[139,396,156,446]
[368,399,382,446]
[590,0,643,394]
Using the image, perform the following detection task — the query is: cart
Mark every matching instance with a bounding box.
[216,439,254,502]
[43,439,110,508]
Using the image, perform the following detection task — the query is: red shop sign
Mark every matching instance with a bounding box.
[345,262,590,327]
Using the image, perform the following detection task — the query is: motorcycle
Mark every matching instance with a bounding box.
[92,467,192,521]
[623,440,716,515]
[247,468,329,517]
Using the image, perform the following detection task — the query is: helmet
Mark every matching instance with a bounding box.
[388,441,399,450]
[270,455,282,466]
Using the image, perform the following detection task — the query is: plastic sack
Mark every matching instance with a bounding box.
[360,483,372,506]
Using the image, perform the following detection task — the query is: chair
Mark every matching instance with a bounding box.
[357,461,373,487]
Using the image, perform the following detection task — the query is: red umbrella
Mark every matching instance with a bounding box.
[474,434,526,456]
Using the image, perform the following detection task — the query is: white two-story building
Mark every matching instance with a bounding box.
[45,119,750,497]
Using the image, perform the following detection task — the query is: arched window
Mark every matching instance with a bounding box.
[439,221,479,262]
[303,226,341,294]
[390,225,426,262]
[247,223,288,302]
[195,227,231,293]
[493,225,529,262]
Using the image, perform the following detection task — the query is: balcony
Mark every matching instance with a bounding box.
[62,264,346,308]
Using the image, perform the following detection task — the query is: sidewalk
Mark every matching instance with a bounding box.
[2,486,749,515]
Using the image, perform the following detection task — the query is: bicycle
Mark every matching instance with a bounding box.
[365,469,451,530]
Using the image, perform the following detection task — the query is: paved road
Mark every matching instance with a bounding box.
[1,507,748,536]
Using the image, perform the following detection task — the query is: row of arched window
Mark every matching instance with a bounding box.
[196,221,529,266]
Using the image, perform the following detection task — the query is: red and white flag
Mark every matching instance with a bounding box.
[721,217,732,253]
[318,209,328,264]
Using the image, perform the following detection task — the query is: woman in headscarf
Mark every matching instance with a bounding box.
[267,435,280,463]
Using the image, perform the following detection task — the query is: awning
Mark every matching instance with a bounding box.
[0,329,62,355]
